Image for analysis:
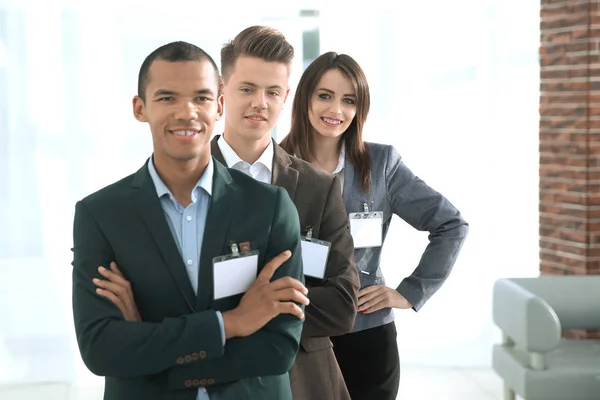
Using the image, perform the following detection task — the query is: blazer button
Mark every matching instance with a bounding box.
[199,378,207,386]
[184,355,192,363]
[184,380,192,388]
[207,378,215,385]
[192,379,200,387]
[176,357,185,364]
[198,350,207,360]
[191,352,199,361]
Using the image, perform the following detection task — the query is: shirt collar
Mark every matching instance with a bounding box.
[147,156,213,201]
[217,135,273,173]
[332,141,346,175]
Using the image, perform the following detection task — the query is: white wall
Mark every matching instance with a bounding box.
[318,2,540,367]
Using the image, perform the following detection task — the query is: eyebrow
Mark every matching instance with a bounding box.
[153,88,216,97]
[239,81,285,90]
[316,87,356,97]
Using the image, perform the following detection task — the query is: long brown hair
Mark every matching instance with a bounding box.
[280,52,371,193]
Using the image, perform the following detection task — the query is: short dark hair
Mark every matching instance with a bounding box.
[221,25,294,81]
[280,52,372,193]
[137,41,220,101]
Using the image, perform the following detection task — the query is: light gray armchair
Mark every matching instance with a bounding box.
[492,276,600,400]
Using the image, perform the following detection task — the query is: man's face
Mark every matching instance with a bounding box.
[221,56,289,143]
[133,60,222,163]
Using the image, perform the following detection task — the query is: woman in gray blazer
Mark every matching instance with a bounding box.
[280,52,469,400]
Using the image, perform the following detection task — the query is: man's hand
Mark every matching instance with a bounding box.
[222,250,309,339]
[357,285,412,314]
[93,262,142,322]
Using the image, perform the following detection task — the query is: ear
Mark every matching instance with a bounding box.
[132,96,147,122]
[216,76,226,121]
[283,87,291,105]
[216,93,224,121]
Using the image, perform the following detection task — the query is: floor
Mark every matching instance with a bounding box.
[0,366,519,400]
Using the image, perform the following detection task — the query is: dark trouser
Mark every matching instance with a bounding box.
[331,322,400,400]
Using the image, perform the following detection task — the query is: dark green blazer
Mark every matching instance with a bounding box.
[72,157,304,400]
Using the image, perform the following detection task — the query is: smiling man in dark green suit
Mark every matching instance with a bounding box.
[71,41,308,400]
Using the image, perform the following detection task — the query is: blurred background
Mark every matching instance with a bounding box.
[0,0,540,398]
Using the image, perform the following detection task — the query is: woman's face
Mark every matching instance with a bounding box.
[308,68,357,140]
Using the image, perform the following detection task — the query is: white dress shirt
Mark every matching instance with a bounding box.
[332,142,346,194]
[148,157,221,400]
[217,135,273,184]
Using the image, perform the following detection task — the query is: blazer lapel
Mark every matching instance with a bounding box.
[343,153,373,213]
[211,135,227,166]
[212,134,299,201]
[131,162,196,311]
[272,142,299,201]
[195,160,235,310]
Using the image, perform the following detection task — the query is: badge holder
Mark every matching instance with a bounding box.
[349,202,383,248]
[212,241,259,300]
[300,226,331,279]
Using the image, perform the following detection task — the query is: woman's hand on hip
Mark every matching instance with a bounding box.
[357,285,413,313]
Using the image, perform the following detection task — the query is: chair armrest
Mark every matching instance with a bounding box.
[512,276,600,330]
[493,278,561,352]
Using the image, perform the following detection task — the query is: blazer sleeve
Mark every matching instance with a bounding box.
[72,200,225,378]
[384,145,469,311]
[166,187,305,388]
[301,176,359,338]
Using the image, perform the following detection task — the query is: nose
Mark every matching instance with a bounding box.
[174,100,198,120]
[251,91,268,110]
[328,101,342,115]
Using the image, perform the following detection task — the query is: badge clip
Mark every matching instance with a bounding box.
[229,241,240,257]
[305,226,314,240]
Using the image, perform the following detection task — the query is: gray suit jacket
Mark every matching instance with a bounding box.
[211,136,359,400]
[343,142,469,333]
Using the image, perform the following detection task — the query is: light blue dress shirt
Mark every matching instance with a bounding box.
[148,157,224,400]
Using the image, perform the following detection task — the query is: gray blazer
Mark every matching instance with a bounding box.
[343,142,469,333]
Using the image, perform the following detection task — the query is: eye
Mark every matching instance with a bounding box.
[195,96,212,102]
[268,91,280,97]
[240,87,252,93]
[318,93,331,100]
[157,96,174,102]
[343,98,355,105]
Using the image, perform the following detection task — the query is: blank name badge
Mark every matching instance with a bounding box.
[300,235,331,279]
[213,242,259,300]
[349,211,383,248]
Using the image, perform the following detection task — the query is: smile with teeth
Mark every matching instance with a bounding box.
[246,115,267,121]
[171,130,199,136]
[322,117,342,125]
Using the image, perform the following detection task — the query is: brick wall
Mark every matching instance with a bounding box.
[540,0,600,339]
